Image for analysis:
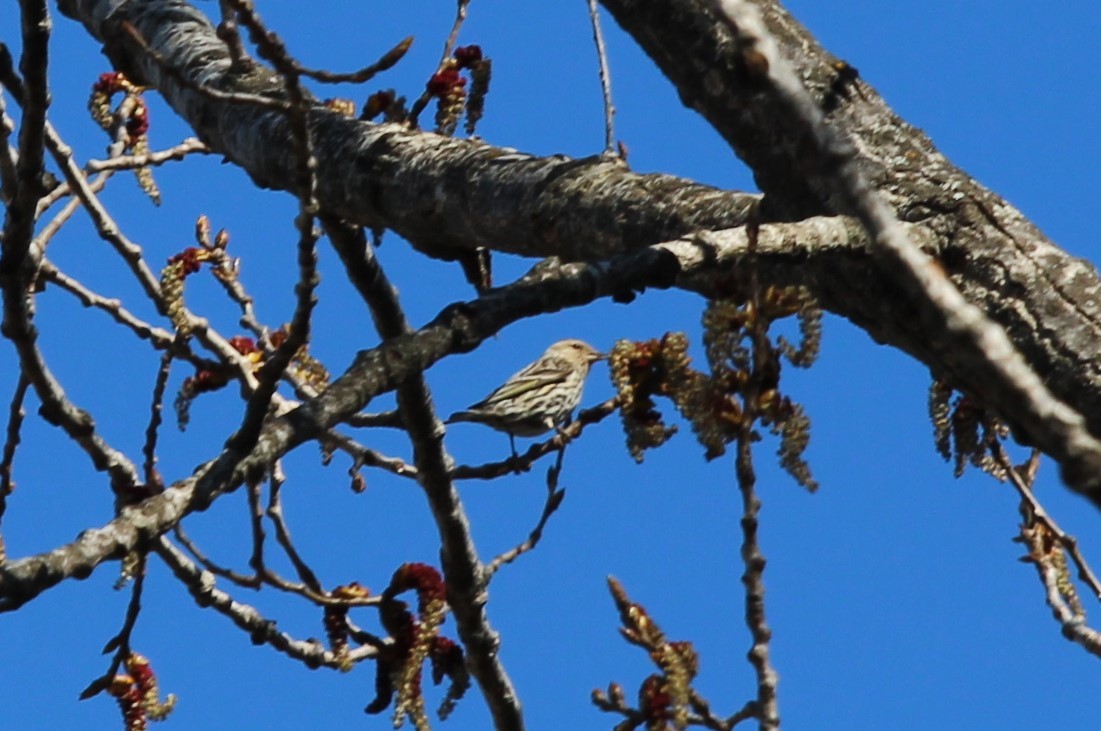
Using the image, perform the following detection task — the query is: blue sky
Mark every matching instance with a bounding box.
[2,1,1100,729]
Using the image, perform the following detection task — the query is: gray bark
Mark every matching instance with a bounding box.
[54,0,1101,477]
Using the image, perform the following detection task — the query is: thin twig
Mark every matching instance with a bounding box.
[408,0,471,125]
[154,537,378,667]
[585,0,616,155]
[245,478,267,576]
[224,0,321,453]
[451,397,618,479]
[110,562,145,662]
[733,208,780,729]
[44,123,163,301]
[322,430,418,480]
[0,77,18,203]
[37,260,189,358]
[216,0,250,71]
[79,563,147,700]
[0,375,30,520]
[87,137,208,174]
[175,491,368,607]
[173,524,259,588]
[266,468,323,593]
[141,352,174,488]
[992,445,1101,602]
[34,173,109,238]
[35,138,208,217]
[440,0,472,63]
[486,446,568,577]
[287,37,412,85]
[345,409,404,429]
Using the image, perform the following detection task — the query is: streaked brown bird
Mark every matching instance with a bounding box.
[447,339,605,455]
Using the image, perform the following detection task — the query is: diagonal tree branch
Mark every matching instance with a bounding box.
[53,0,1101,482]
[0,216,854,611]
[689,0,1101,501]
[56,0,761,261]
[326,219,524,730]
[601,0,1101,497]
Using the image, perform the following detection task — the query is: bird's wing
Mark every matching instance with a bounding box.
[471,362,569,407]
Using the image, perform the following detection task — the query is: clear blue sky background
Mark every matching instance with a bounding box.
[2,1,1100,729]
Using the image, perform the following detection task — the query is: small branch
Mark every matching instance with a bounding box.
[993,445,1101,659]
[175,487,369,607]
[586,0,617,155]
[733,215,780,729]
[46,127,163,301]
[245,478,267,576]
[325,218,525,730]
[734,436,779,729]
[408,0,471,125]
[485,446,568,578]
[0,374,29,500]
[154,537,377,668]
[322,430,419,481]
[224,0,321,453]
[38,260,219,379]
[34,174,110,240]
[141,352,174,488]
[450,397,618,479]
[0,375,30,537]
[441,0,472,62]
[173,524,259,589]
[993,445,1101,602]
[109,563,145,671]
[86,137,209,174]
[345,409,404,429]
[215,0,249,70]
[266,469,323,593]
[11,0,51,231]
[284,37,412,85]
[0,81,18,203]
[1034,553,1101,659]
[36,137,209,215]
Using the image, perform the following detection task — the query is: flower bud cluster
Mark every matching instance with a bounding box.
[602,577,699,730]
[89,71,160,203]
[107,653,176,731]
[367,563,467,730]
[325,582,371,672]
[425,45,492,137]
[611,289,821,489]
[928,378,1009,480]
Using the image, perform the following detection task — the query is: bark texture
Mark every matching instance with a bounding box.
[0,1,1095,727]
[54,0,1101,467]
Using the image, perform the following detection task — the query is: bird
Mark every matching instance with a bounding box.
[446,339,605,457]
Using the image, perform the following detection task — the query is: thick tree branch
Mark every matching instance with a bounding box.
[688,0,1101,500]
[327,220,524,730]
[53,0,1101,490]
[57,0,759,261]
[600,0,1101,500]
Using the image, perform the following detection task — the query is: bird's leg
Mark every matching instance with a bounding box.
[554,414,574,445]
[508,434,519,463]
